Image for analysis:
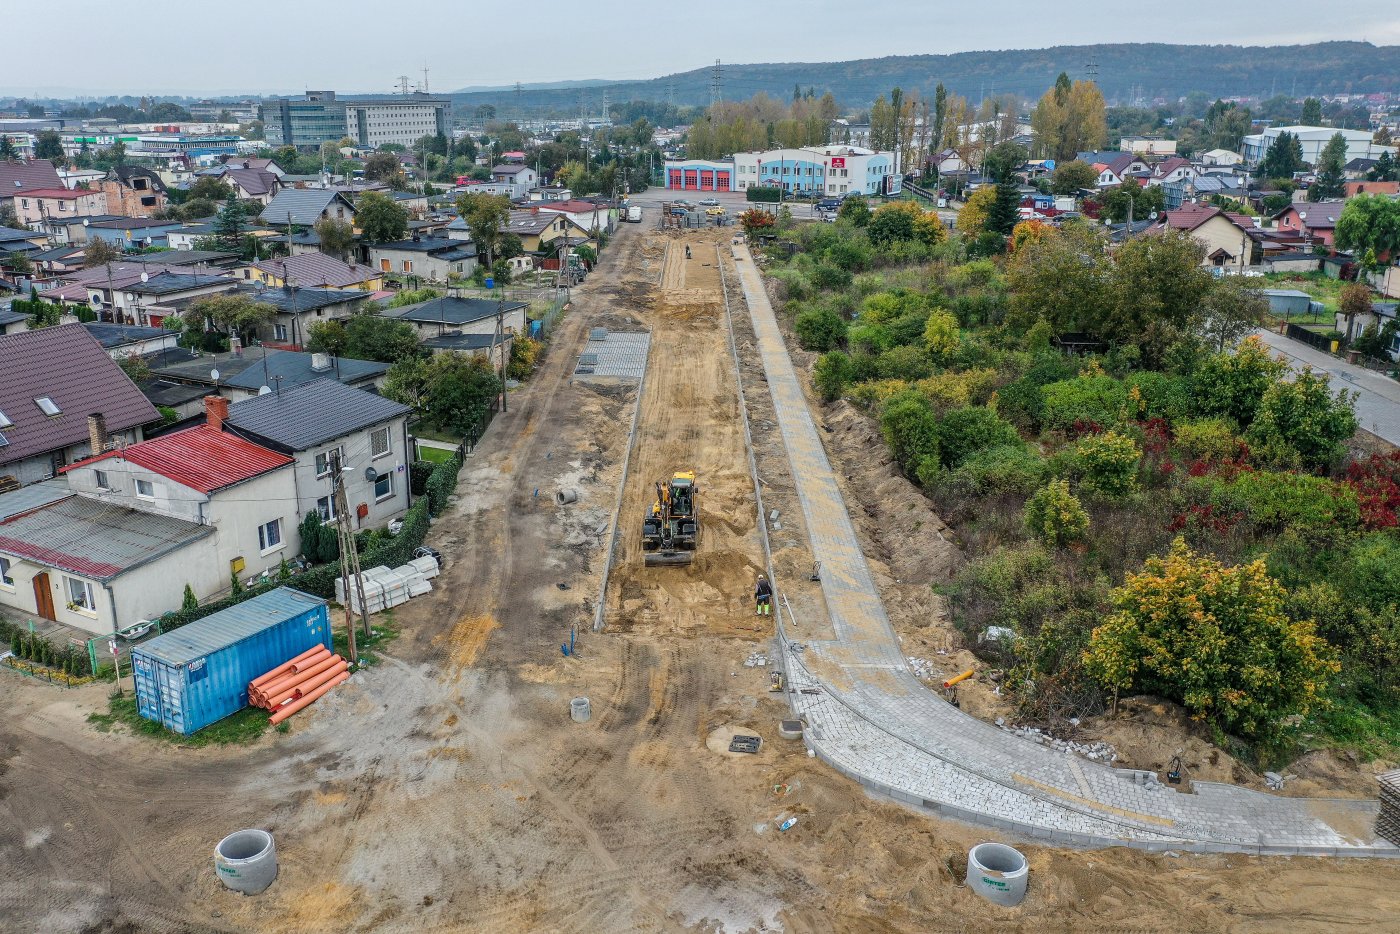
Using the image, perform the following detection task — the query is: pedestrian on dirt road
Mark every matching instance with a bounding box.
[685,245,692,259]
[754,574,772,616]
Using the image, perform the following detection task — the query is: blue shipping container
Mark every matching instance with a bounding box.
[132,588,332,735]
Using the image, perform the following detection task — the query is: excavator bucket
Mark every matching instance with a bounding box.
[645,549,695,568]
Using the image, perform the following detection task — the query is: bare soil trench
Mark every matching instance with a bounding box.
[0,225,1395,934]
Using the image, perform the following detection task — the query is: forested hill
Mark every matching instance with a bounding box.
[451,41,1399,116]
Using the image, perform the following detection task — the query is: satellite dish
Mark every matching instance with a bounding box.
[140,272,149,283]
[258,385,271,395]
[363,466,379,483]
[1149,211,1158,221]
[210,368,221,381]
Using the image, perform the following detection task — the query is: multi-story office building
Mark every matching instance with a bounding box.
[262,91,449,149]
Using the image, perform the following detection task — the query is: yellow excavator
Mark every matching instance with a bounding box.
[643,471,700,567]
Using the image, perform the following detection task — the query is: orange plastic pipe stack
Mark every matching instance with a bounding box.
[247,647,349,716]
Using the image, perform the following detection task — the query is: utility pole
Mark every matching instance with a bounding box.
[330,450,367,659]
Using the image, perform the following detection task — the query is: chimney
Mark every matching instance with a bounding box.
[310,352,332,372]
[87,413,107,454]
[205,395,229,432]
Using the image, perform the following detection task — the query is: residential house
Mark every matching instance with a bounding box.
[127,249,242,270]
[219,156,285,178]
[13,188,109,227]
[1090,154,1149,188]
[1161,174,1246,210]
[0,159,63,213]
[27,415,299,634]
[386,295,525,368]
[458,208,571,255]
[1152,203,1260,268]
[0,480,215,637]
[1343,180,1400,198]
[1119,137,1177,156]
[57,168,108,189]
[37,213,126,246]
[366,236,477,281]
[534,199,613,237]
[82,322,180,359]
[0,323,159,487]
[225,167,281,205]
[241,282,367,346]
[223,379,412,531]
[390,191,429,216]
[143,345,388,411]
[0,309,29,336]
[1147,156,1197,187]
[1273,201,1346,249]
[39,263,235,325]
[244,252,382,291]
[29,244,87,276]
[83,216,185,249]
[100,166,168,217]
[259,189,357,228]
[490,164,538,199]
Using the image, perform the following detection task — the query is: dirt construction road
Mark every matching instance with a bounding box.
[0,221,1398,933]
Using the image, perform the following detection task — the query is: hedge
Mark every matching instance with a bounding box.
[0,618,94,677]
[746,186,783,203]
[158,450,464,627]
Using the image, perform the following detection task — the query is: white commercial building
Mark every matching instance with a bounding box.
[1241,125,1396,167]
[666,145,900,197]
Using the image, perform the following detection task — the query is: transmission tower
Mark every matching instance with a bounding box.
[710,59,723,107]
[601,90,610,126]
[514,82,523,125]
[397,75,411,95]
[421,64,430,93]
[1084,61,1099,83]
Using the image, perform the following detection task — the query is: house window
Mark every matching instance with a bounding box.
[402,260,412,272]
[34,396,61,416]
[274,323,288,341]
[0,556,13,588]
[65,576,96,612]
[315,447,344,477]
[258,518,283,552]
[135,479,156,499]
[371,426,391,460]
[94,469,110,490]
[316,495,336,521]
[374,472,393,501]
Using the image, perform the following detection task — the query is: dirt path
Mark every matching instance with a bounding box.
[1,224,1399,933]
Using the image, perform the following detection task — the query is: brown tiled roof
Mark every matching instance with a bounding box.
[0,323,159,468]
[0,159,62,195]
[252,252,376,288]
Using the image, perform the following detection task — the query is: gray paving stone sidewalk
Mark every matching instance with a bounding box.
[731,244,1394,856]
[1253,328,1400,447]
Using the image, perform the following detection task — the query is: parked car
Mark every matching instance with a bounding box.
[699,197,719,206]
[705,206,725,216]
[817,199,841,212]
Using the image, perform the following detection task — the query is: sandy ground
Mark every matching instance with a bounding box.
[0,223,1397,934]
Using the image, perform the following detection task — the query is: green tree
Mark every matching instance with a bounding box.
[33,130,63,161]
[982,142,1027,185]
[1307,132,1347,201]
[931,406,1020,471]
[1334,193,1400,261]
[1049,160,1097,195]
[81,237,120,268]
[1191,336,1288,429]
[454,191,512,269]
[1104,230,1212,365]
[880,390,941,476]
[1246,368,1357,470]
[343,313,421,363]
[1023,479,1089,547]
[1300,97,1322,126]
[1368,150,1396,183]
[187,176,235,202]
[181,293,276,345]
[1257,131,1304,181]
[181,584,199,612]
[1099,176,1165,224]
[1071,430,1141,498]
[305,319,347,357]
[837,195,870,226]
[867,203,916,245]
[1005,223,1109,336]
[1083,539,1338,738]
[312,217,356,260]
[793,306,846,351]
[0,136,15,160]
[985,183,1022,241]
[355,191,408,244]
[1201,276,1267,352]
[1338,282,1374,343]
[212,196,246,252]
[363,151,403,183]
[813,350,855,401]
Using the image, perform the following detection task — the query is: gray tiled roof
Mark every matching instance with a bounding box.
[0,323,160,468]
[238,283,363,313]
[224,378,408,451]
[387,296,527,326]
[82,323,176,348]
[260,189,355,227]
[0,494,213,582]
[222,350,386,392]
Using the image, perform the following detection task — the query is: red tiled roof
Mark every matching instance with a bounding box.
[64,424,292,493]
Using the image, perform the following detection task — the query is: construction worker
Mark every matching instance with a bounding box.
[754,574,772,616]
[685,245,692,259]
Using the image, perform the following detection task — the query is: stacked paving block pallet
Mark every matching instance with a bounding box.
[1377,769,1400,846]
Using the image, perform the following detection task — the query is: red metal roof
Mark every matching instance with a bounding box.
[65,424,291,494]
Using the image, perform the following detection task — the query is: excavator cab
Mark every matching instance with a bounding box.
[643,471,700,567]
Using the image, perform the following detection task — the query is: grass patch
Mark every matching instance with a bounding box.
[417,445,454,464]
[330,608,400,667]
[409,422,463,445]
[1304,694,1400,762]
[87,692,271,746]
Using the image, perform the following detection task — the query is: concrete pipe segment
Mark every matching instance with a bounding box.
[556,489,579,505]
[965,843,1028,907]
[570,697,592,722]
[214,829,278,895]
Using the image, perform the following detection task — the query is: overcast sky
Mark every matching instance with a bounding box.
[5,0,1400,97]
